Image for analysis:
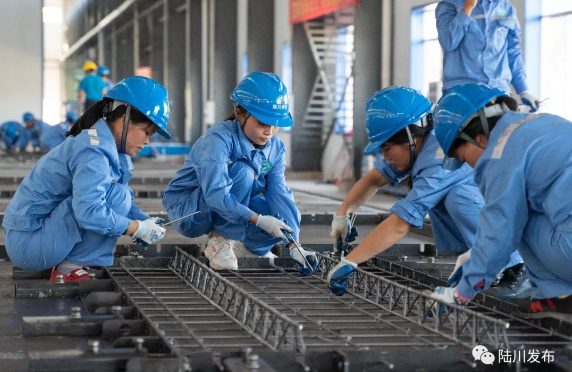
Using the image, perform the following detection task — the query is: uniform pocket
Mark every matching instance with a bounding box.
[494,19,515,47]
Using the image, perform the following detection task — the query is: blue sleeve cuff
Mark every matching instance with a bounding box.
[110,215,132,236]
[128,208,149,221]
[239,207,255,224]
[513,78,529,95]
[390,200,425,229]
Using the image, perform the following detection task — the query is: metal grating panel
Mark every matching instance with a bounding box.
[105,248,572,359]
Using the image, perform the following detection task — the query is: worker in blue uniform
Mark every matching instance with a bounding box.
[98,65,115,91]
[19,112,48,152]
[3,76,170,282]
[163,72,316,273]
[0,121,23,152]
[436,0,539,111]
[327,86,523,297]
[77,61,107,116]
[429,83,572,322]
[39,112,77,151]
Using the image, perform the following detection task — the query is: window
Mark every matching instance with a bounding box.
[526,0,572,120]
[410,3,442,102]
[334,25,354,134]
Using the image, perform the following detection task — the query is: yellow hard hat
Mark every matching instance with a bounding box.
[83,61,98,72]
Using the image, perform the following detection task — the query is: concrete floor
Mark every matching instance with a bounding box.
[0,157,433,248]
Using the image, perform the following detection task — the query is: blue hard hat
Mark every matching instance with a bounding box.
[434,83,508,156]
[230,72,293,127]
[3,122,20,138]
[104,76,171,139]
[97,66,110,76]
[364,86,434,153]
[66,111,78,123]
[22,112,34,122]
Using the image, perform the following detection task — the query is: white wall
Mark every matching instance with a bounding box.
[392,0,526,87]
[0,0,43,123]
[43,0,64,125]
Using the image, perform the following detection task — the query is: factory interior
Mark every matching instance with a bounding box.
[1,0,572,371]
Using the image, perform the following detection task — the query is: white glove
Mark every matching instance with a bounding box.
[330,215,350,243]
[289,245,318,276]
[256,215,292,240]
[425,286,469,317]
[519,91,539,112]
[132,219,166,245]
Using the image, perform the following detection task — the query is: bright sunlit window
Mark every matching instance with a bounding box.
[42,6,63,24]
[410,3,442,101]
[537,1,572,121]
[335,25,354,134]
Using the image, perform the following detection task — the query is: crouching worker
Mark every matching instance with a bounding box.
[3,76,170,282]
[429,83,572,321]
[163,72,316,274]
[327,86,523,297]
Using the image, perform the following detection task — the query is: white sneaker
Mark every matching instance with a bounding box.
[234,241,277,258]
[204,236,238,270]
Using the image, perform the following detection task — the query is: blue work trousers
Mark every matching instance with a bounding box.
[519,213,572,298]
[166,160,280,256]
[5,183,131,270]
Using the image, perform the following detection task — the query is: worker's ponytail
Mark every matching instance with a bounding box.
[67,100,107,137]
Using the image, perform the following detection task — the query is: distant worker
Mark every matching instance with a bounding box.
[429,83,572,322]
[77,61,107,116]
[163,72,317,274]
[327,86,526,298]
[19,112,48,152]
[0,121,23,152]
[97,65,115,91]
[436,0,540,111]
[39,112,78,151]
[3,76,170,282]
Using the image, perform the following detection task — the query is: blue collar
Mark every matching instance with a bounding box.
[234,120,271,159]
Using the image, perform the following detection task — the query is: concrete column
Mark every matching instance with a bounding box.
[273,0,292,168]
[189,0,204,144]
[163,0,169,91]
[353,0,382,180]
[133,3,140,71]
[111,25,117,82]
[237,0,248,81]
[247,0,274,73]
[116,26,134,80]
[167,4,186,142]
[213,0,237,123]
[152,8,164,85]
[97,31,105,66]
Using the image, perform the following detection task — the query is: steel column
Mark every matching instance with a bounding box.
[163,0,169,90]
[133,3,140,71]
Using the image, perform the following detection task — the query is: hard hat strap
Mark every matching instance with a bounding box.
[457,131,485,150]
[405,126,416,174]
[233,103,251,128]
[120,104,131,154]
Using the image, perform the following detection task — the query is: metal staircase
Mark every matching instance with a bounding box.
[294,9,355,156]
